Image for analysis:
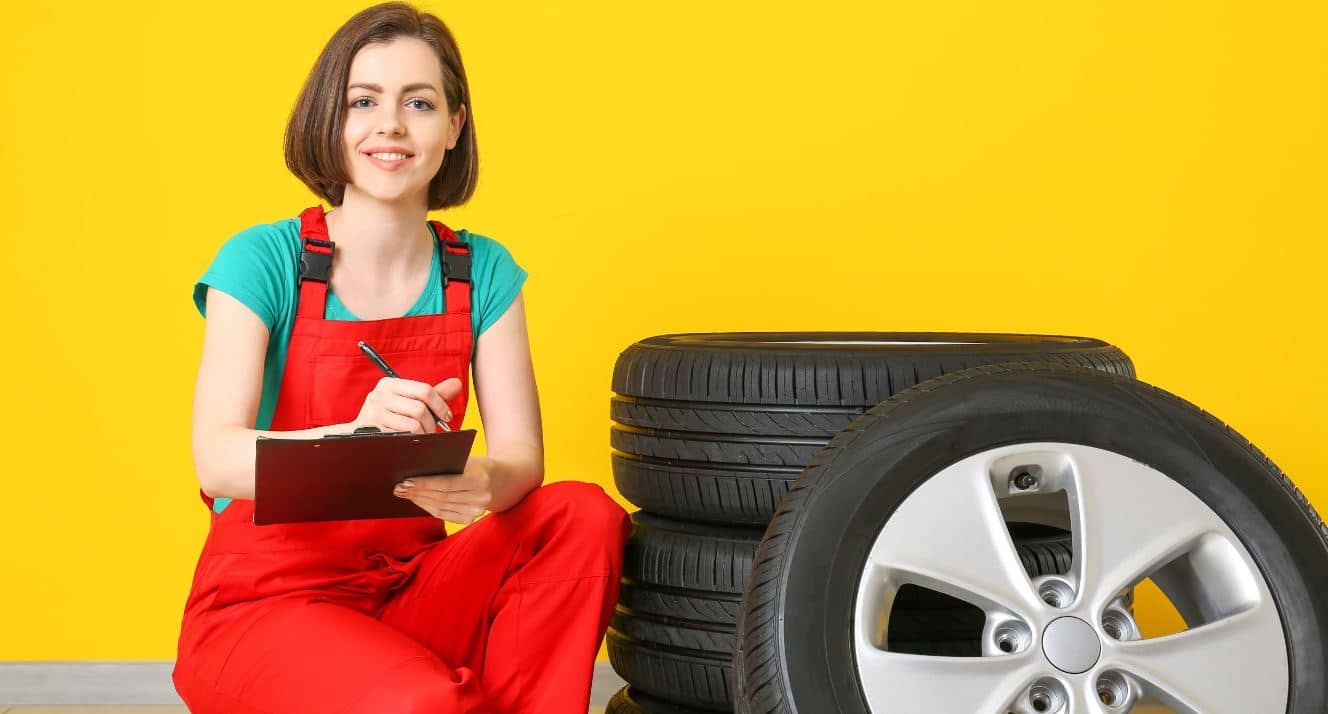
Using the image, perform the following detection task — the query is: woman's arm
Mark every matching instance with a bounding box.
[190,288,352,501]
[472,290,545,512]
[193,285,544,506]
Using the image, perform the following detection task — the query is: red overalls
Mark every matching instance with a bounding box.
[173,206,630,714]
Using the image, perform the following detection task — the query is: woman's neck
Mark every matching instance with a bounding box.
[323,188,435,284]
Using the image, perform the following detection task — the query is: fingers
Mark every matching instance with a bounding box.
[375,391,435,433]
[358,402,427,434]
[396,490,485,525]
[426,380,457,426]
[438,505,484,526]
[433,377,463,401]
[416,488,489,506]
[400,471,483,492]
[443,509,484,526]
[399,497,479,525]
[378,377,454,426]
[395,481,490,524]
[395,479,489,504]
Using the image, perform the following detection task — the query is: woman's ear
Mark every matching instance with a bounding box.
[447,104,467,150]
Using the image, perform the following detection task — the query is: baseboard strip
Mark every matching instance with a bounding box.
[0,661,626,706]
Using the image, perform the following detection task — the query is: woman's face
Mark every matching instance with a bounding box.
[341,37,466,207]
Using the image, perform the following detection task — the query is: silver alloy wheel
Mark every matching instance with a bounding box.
[853,442,1288,713]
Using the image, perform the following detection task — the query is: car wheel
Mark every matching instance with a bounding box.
[735,363,1327,713]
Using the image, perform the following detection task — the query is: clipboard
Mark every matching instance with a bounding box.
[253,426,477,525]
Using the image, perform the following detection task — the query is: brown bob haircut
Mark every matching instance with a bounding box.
[284,2,478,210]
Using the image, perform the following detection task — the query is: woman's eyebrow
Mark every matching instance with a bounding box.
[347,82,439,94]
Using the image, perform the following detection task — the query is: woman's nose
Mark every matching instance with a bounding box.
[376,110,405,135]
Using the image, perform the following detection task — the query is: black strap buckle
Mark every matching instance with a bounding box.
[441,240,471,287]
[298,238,335,284]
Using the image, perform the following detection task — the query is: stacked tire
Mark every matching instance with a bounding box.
[604,333,1136,713]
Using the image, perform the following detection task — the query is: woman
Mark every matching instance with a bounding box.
[172,4,630,712]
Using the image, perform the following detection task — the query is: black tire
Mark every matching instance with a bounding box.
[606,633,732,712]
[612,332,1134,525]
[733,363,1328,714]
[613,514,1080,708]
[607,686,716,714]
[622,511,761,599]
[612,453,802,536]
[610,512,762,711]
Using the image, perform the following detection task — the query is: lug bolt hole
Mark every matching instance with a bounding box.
[1012,468,1040,491]
[1102,610,1134,641]
[991,621,1031,656]
[1037,579,1074,609]
[1027,682,1065,713]
[993,618,1030,652]
[1096,672,1130,709]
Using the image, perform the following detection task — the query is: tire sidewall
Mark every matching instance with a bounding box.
[773,370,1327,713]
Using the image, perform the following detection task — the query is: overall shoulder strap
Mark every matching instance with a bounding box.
[431,220,472,315]
[296,206,333,320]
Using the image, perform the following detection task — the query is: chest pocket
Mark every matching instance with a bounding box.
[308,349,457,428]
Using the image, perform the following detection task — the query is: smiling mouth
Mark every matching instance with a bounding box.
[365,152,414,161]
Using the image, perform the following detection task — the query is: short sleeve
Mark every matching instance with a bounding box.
[463,231,529,336]
[192,222,298,332]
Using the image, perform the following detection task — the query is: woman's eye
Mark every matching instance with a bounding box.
[347,97,432,110]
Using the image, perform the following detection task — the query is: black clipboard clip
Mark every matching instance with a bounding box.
[322,425,412,439]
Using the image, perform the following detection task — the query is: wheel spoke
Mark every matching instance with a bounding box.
[1066,679,1111,714]
[867,458,1040,615]
[855,646,1034,711]
[1067,448,1225,608]
[1110,601,1288,714]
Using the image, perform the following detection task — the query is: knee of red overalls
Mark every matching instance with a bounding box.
[172,616,493,714]
[512,481,631,576]
[173,657,491,714]
[357,657,494,714]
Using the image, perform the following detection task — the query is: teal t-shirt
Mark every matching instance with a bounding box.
[193,214,528,514]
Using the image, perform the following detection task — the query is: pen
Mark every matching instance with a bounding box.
[356,340,452,432]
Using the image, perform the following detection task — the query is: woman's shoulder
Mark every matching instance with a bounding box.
[204,216,303,278]
[220,216,304,261]
[193,216,305,327]
[444,228,528,333]
[449,227,497,249]
[207,216,307,281]
[448,228,521,265]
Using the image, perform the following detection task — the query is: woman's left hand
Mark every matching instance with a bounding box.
[393,455,494,526]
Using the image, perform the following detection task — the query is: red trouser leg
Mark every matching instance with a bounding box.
[376,481,631,714]
[172,598,490,713]
[174,481,630,713]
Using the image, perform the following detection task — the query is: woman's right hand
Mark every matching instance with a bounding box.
[349,377,463,433]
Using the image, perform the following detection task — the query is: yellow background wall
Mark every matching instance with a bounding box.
[0,0,1323,661]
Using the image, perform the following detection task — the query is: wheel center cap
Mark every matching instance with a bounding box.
[1041,616,1101,674]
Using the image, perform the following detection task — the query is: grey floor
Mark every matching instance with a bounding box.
[0,661,625,712]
